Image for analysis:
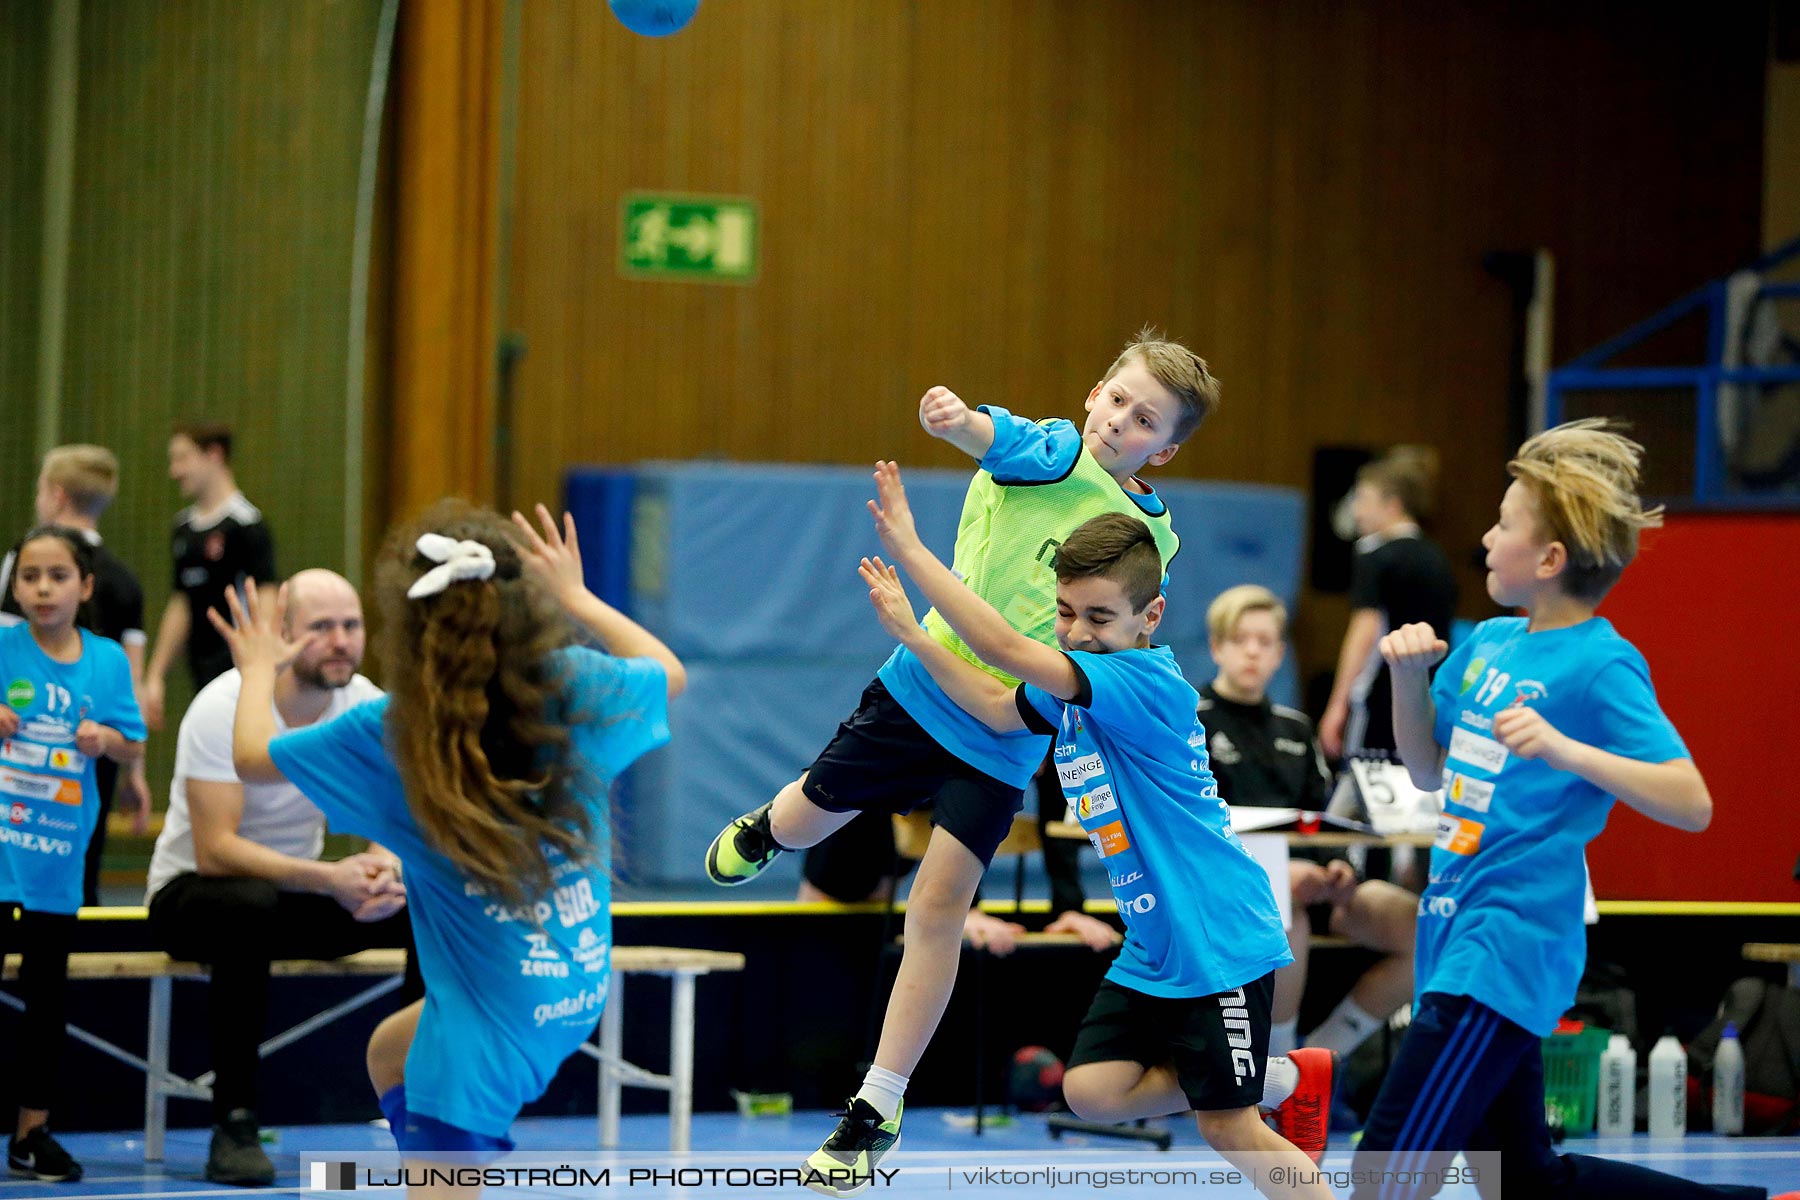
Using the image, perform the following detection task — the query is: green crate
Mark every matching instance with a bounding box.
[1542,1026,1612,1135]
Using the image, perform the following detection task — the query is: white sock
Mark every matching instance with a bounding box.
[1268,1017,1299,1057]
[1260,1054,1299,1110]
[1306,995,1383,1056]
[855,1065,909,1122]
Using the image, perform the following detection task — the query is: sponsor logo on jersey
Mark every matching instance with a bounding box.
[1419,894,1460,919]
[1445,772,1494,813]
[0,739,46,768]
[1114,892,1157,917]
[19,714,74,744]
[1058,753,1106,789]
[0,826,72,856]
[0,767,81,805]
[1449,726,1507,775]
[1512,679,1550,705]
[1087,820,1130,858]
[1434,813,1484,856]
[1077,785,1116,819]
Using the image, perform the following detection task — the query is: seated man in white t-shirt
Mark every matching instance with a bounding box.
[145,570,416,1187]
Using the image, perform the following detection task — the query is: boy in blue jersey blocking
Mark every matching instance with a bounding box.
[707,334,1215,1192]
[1353,420,1766,1199]
[858,461,1334,1200]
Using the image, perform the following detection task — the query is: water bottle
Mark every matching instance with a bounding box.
[1648,1032,1687,1138]
[1597,1033,1636,1135]
[1712,1022,1745,1136]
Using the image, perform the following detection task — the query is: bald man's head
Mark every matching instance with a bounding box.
[284,569,366,691]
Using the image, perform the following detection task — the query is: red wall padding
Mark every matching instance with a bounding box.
[1588,513,1800,902]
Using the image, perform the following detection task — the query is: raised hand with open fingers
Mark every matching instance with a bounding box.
[866,460,923,560]
[206,580,315,675]
[512,503,585,608]
[859,556,920,645]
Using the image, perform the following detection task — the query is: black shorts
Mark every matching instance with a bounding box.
[1068,972,1277,1111]
[802,678,1024,868]
[802,808,916,901]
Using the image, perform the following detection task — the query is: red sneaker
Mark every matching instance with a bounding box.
[1270,1047,1335,1164]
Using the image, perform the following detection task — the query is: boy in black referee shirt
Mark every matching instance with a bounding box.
[1,445,150,903]
[1200,585,1416,1071]
[1319,447,1458,760]
[142,422,276,731]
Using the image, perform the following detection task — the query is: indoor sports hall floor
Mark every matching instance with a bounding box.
[28,1110,1798,1198]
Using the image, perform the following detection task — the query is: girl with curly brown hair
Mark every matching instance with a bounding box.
[208,501,683,1178]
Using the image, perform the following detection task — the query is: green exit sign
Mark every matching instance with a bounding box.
[620,193,759,283]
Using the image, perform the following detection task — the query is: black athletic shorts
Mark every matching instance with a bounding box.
[1068,972,1277,1111]
[802,808,916,901]
[801,678,1024,869]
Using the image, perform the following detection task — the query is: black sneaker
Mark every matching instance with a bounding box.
[705,802,784,886]
[802,1097,902,1197]
[206,1109,276,1187]
[8,1126,83,1183]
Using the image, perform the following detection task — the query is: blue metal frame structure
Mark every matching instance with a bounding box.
[1545,235,1800,504]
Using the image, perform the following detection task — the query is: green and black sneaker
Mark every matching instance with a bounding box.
[705,802,784,886]
[802,1098,902,1198]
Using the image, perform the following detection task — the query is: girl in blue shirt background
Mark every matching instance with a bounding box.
[207,502,684,1194]
[0,526,145,1183]
[1358,420,1765,1199]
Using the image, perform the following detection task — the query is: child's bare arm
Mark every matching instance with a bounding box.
[861,557,1025,732]
[76,720,143,763]
[918,386,996,460]
[1491,707,1712,832]
[868,461,1081,700]
[1380,622,1448,789]
[513,505,687,700]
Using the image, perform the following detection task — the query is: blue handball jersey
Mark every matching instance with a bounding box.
[0,624,145,914]
[268,646,669,1138]
[880,406,1176,788]
[1420,617,1687,1035]
[1020,646,1291,998]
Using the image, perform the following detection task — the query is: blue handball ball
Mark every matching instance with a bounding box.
[609,0,700,38]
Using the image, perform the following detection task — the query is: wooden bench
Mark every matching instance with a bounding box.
[2,945,743,1158]
[1743,942,1800,989]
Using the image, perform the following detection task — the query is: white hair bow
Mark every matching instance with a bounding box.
[407,533,497,599]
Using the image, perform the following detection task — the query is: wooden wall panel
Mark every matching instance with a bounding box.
[47,0,380,771]
[385,0,504,520]
[0,6,49,528]
[507,1,1765,671]
[58,0,380,585]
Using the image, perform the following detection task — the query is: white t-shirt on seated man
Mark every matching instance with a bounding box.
[146,667,383,901]
[145,569,393,908]
[141,569,407,1188]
